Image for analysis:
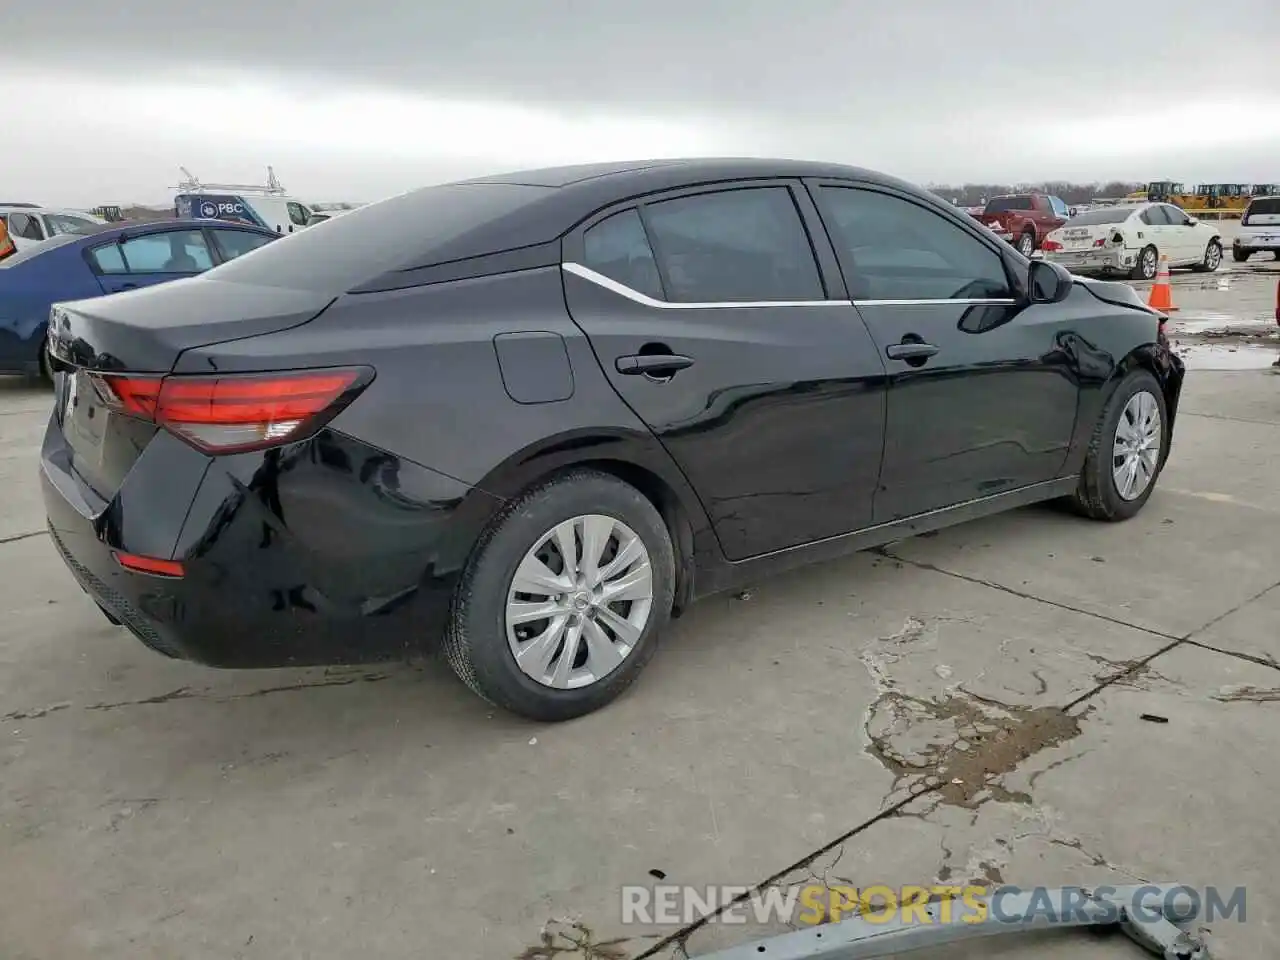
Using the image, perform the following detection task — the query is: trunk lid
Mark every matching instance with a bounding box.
[47,276,335,373]
[47,277,335,501]
[1051,223,1116,251]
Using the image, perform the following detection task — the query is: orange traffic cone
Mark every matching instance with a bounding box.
[1147,255,1177,312]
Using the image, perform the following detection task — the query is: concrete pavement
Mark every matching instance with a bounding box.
[1,365,1277,959]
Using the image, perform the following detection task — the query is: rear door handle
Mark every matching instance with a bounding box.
[615,354,695,377]
[885,342,939,361]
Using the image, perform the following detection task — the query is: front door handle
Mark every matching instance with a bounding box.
[885,342,939,361]
[615,354,695,377]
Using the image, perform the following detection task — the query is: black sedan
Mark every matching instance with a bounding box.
[41,159,1184,721]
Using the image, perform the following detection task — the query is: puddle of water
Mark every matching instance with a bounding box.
[1174,341,1280,370]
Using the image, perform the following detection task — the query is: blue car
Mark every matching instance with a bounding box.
[0,218,277,379]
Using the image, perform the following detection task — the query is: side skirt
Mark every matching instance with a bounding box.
[694,477,1080,598]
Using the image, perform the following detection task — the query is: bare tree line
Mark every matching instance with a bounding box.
[928,181,1143,205]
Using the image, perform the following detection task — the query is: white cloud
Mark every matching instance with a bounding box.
[0,68,751,206]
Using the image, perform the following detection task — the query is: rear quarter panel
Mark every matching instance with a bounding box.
[172,265,715,531]
[0,247,101,370]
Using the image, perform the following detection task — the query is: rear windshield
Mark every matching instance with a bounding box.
[986,196,1034,212]
[0,233,81,267]
[205,181,555,292]
[1247,198,1280,216]
[1065,208,1135,225]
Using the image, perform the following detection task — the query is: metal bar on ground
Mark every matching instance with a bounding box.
[692,883,1209,959]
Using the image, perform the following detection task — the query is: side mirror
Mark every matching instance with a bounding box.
[1028,259,1073,304]
[1186,216,1198,226]
[1069,207,1078,217]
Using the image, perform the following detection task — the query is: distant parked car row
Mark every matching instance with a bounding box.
[0,219,276,378]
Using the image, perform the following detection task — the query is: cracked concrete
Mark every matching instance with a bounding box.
[2,359,1279,959]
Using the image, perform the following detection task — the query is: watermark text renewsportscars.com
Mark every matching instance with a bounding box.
[621,883,1247,926]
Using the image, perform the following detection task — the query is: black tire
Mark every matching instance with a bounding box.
[1192,239,1222,273]
[1130,245,1158,281]
[442,468,675,721]
[1274,250,1280,261]
[37,337,54,385]
[1017,230,1036,257]
[1232,249,1250,262]
[1069,369,1168,522]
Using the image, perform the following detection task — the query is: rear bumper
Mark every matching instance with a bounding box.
[1233,233,1280,252]
[1044,248,1137,274]
[41,420,503,668]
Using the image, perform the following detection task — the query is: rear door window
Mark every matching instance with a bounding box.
[639,186,825,303]
[209,228,273,263]
[817,186,1012,301]
[583,208,665,300]
[91,231,214,274]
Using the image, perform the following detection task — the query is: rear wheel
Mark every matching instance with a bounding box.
[1016,229,1036,257]
[1130,244,1158,280]
[1069,369,1167,522]
[443,469,675,721]
[37,337,54,385]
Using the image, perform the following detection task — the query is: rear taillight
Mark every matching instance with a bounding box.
[1042,239,1062,251]
[93,367,372,454]
[1274,278,1279,325]
[114,551,184,578]
[1093,237,1106,247]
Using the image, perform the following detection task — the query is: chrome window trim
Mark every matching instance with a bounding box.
[562,263,1017,309]
[561,262,848,309]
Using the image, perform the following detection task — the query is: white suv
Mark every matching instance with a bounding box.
[0,204,106,252]
[1233,196,1280,262]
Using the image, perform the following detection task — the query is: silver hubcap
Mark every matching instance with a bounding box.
[1113,390,1162,501]
[505,514,653,689]
[1206,243,1221,268]
[1142,249,1156,276]
[1019,234,1034,255]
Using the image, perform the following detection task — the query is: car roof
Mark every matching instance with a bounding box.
[0,205,99,216]
[204,157,964,296]
[436,157,926,258]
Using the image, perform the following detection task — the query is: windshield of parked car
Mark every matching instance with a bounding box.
[1064,208,1135,225]
[0,233,81,267]
[985,196,1033,212]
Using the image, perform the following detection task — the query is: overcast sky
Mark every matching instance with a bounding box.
[3,0,1278,207]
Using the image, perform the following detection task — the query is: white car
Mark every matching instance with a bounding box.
[1233,196,1280,262]
[1040,202,1223,280]
[0,204,106,252]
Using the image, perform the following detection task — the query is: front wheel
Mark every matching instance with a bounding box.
[1130,245,1158,281]
[1017,230,1036,257]
[443,469,675,721]
[1193,239,1223,273]
[1069,370,1168,522]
